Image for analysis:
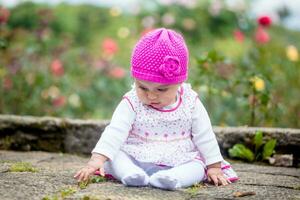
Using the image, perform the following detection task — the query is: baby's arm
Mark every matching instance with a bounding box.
[74,153,108,182]
[191,98,228,186]
[74,98,135,182]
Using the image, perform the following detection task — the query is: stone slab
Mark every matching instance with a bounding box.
[1,151,299,200]
[0,115,299,163]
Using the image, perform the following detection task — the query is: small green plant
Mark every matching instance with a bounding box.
[78,180,89,189]
[228,131,277,162]
[78,176,107,189]
[42,196,58,200]
[9,162,38,172]
[42,187,77,200]
[82,196,90,200]
[91,176,106,183]
[81,195,103,200]
[60,187,77,198]
[186,182,206,197]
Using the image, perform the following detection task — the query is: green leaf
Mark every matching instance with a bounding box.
[197,55,208,64]
[228,144,255,162]
[262,139,277,160]
[207,50,224,62]
[208,50,218,62]
[253,131,263,154]
[91,176,106,183]
[260,93,269,105]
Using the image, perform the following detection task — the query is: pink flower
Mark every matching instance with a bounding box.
[159,56,181,79]
[255,26,270,44]
[257,15,272,27]
[52,96,66,107]
[108,67,126,79]
[234,29,244,43]
[0,7,10,24]
[102,38,119,55]
[51,59,64,76]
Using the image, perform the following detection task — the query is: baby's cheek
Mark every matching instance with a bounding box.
[137,94,147,104]
[166,95,176,105]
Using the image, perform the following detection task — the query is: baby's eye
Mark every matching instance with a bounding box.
[157,88,168,92]
[139,86,148,91]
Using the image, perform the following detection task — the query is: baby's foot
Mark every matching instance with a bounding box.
[121,173,149,186]
[150,174,181,190]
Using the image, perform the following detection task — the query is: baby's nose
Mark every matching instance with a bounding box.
[147,92,157,100]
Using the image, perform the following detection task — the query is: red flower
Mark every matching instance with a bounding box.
[102,38,119,55]
[51,59,64,76]
[257,15,272,27]
[255,26,270,44]
[108,67,126,79]
[52,96,66,107]
[3,76,13,90]
[0,7,10,24]
[234,29,244,43]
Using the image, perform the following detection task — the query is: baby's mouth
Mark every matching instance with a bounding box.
[149,102,162,108]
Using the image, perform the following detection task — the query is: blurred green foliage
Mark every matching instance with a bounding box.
[0,1,299,128]
[228,131,277,162]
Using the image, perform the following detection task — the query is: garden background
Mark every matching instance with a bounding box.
[0,0,299,128]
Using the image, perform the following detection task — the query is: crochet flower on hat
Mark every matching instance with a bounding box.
[159,56,181,79]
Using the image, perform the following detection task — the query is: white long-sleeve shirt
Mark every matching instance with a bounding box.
[92,84,223,166]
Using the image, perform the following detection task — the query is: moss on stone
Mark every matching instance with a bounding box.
[0,136,14,149]
[60,187,77,198]
[78,180,89,190]
[185,182,206,197]
[42,186,77,200]
[78,176,107,190]
[37,139,63,152]
[294,185,300,190]
[9,162,38,172]
[81,195,102,200]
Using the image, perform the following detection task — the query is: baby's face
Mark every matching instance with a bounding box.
[135,79,180,109]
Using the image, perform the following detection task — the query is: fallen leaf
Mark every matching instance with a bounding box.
[233,191,256,197]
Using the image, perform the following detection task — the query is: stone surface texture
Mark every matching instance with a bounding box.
[0,151,300,200]
[1,115,300,199]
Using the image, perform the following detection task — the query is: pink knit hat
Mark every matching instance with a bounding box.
[131,28,189,84]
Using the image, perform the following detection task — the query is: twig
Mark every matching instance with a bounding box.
[233,191,256,197]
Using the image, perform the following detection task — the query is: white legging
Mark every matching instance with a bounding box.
[104,151,205,190]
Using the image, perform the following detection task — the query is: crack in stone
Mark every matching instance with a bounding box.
[236,170,300,178]
[242,183,298,190]
[36,156,55,163]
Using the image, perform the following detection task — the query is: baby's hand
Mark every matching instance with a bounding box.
[206,167,230,186]
[74,153,108,182]
[74,165,105,182]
